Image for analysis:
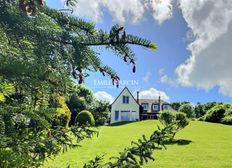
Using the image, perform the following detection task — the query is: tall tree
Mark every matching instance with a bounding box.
[0,0,157,167]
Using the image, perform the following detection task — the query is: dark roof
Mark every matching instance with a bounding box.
[139,99,173,112]
[139,99,167,105]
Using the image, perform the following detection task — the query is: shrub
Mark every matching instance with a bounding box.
[221,115,232,125]
[175,112,189,130]
[67,85,94,125]
[179,104,193,118]
[91,101,110,126]
[225,107,232,116]
[158,110,175,126]
[159,111,189,140]
[75,110,95,126]
[204,105,226,123]
[194,103,205,118]
[56,96,71,128]
[52,108,70,128]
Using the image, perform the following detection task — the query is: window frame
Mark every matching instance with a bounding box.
[162,104,169,110]
[141,103,148,111]
[123,96,129,104]
[152,104,159,111]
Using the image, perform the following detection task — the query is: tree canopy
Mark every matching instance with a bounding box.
[0,0,157,167]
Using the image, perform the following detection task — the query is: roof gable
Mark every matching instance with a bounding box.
[111,87,139,106]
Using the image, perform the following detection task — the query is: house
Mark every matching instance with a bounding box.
[110,87,140,124]
[139,99,175,120]
[110,87,174,123]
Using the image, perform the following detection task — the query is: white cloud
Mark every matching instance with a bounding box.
[160,74,177,87]
[139,88,170,102]
[159,68,177,86]
[148,0,173,24]
[142,72,152,82]
[175,0,232,96]
[94,91,114,103]
[66,0,174,24]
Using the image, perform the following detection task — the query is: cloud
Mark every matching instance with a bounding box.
[67,0,174,24]
[142,72,152,82]
[159,68,177,86]
[175,0,232,96]
[94,91,114,103]
[148,0,173,24]
[139,88,170,101]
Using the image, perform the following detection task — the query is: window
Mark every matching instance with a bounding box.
[152,104,159,111]
[163,104,169,110]
[121,111,130,121]
[115,111,119,121]
[123,96,129,104]
[142,103,148,111]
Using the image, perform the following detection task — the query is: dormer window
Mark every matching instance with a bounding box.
[162,104,169,110]
[152,104,159,111]
[141,103,148,111]
[123,96,129,104]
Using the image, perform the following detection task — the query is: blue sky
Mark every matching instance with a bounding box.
[46,0,232,104]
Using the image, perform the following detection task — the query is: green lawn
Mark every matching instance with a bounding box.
[44,121,232,168]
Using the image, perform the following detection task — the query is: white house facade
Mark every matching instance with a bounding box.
[110,87,140,124]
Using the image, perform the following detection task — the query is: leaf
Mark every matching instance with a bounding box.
[0,92,5,102]
[148,43,158,50]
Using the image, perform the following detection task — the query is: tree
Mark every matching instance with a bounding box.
[179,104,193,118]
[68,85,94,125]
[91,101,110,126]
[159,110,189,140]
[194,102,205,118]
[202,102,218,112]
[0,0,157,167]
[170,101,190,111]
[203,105,226,123]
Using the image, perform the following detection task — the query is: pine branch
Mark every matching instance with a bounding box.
[84,124,175,168]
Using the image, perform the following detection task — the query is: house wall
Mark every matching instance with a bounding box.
[111,88,140,123]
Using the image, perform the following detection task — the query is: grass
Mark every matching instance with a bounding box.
[43,121,232,168]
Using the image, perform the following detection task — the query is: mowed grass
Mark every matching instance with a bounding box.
[44,121,232,168]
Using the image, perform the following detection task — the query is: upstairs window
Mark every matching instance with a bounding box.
[142,103,148,111]
[152,104,159,111]
[163,104,169,110]
[123,96,129,104]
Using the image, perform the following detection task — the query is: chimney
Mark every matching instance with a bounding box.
[158,95,161,111]
[137,91,139,104]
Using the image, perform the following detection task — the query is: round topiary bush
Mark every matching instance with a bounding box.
[75,110,95,126]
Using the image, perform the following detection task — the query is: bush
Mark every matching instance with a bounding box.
[221,115,232,125]
[225,107,232,116]
[175,112,189,130]
[158,110,175,126]
[91,101,110,126]
[159,111,189,140]
[67,85,94,125]
[179,104,193,118]
[204,105,226,123]
[56,96,71,128]
[194,103,205,118]
[75,110,95,126]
